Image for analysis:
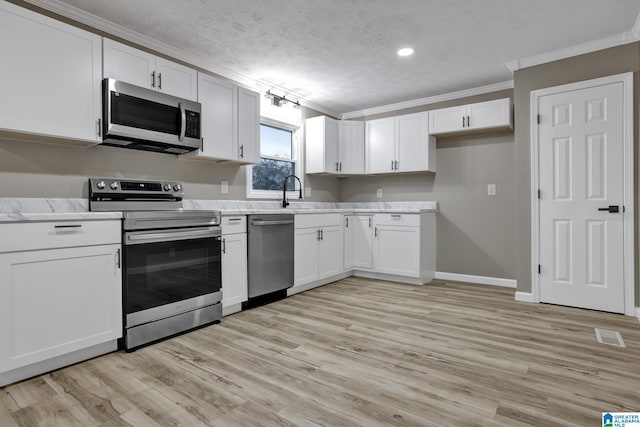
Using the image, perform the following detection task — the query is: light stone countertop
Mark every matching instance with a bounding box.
[0,198,437,222]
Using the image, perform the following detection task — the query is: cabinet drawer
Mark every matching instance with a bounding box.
[222,216,246,235]
[295,213,341,229]
[374,213,420,227]
[0,220,121,253]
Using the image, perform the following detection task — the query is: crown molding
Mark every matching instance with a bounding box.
[506,27,640,72]
[340,80,514,120]
[22,0,340,118]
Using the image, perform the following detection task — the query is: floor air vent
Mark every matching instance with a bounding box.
[594,328,626,348]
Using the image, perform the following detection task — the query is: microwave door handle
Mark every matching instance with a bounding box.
[178,102,186,142]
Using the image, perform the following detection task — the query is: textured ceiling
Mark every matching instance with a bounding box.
[46,0,640,114]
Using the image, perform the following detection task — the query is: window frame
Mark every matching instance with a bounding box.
[246,116,304,199]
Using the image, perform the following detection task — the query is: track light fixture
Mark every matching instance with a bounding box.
[264,90,301,109]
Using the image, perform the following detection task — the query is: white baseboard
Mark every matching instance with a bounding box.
[515,291,535,303]
[435,271,517,288]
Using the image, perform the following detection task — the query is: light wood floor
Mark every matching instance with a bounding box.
[2,277,640,426]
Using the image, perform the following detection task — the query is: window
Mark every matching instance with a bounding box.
[252,124,296,191]
[246,109,302,198]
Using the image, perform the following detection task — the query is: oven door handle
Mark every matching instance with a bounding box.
[125,226,221,245]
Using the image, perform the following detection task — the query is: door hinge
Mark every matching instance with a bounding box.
[537,114,541,124]
[538,264,541,275]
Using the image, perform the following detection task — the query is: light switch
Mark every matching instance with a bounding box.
[488,184,496,196]
[376,188,383,198]
[221,181,229,194]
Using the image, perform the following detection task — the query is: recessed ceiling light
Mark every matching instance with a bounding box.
[397,47,414,57]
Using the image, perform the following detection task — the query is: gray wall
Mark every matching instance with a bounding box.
[513,42,640,300]
[342,90,517,279]
[0,103,340,202]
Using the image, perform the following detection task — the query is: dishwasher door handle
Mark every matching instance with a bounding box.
[251,219,294,226]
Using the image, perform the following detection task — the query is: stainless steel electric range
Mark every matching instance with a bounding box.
[89,178,221,351]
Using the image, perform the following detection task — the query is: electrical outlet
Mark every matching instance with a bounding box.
[488,184,496,196]
[376,188,383,198]
[221,181,229,194]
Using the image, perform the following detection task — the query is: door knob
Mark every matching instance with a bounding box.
[598,205,620,213]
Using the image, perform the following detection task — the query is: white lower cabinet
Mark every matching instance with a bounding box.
[373,224,420,277]
[294,214,343,289]
[0,220,122,386]
[344,215,373,270]
[221,216,248,315]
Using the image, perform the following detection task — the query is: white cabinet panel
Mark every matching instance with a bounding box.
[339,120,365,174]
[221,232,247,308]
[103,38,154,89]
[318,226,343,279]
[305,116,363,175]
[396,112,434,172]
[344,215,373,270]
[366,113,434,173]
[237,87,261,164]
[428,105,468,135]
[429,98,512,135]
[103,38,197,101]
[373,225,420,277]
[294,228,320,286]
[0,1,102,143]
[155,57,198,100]
[0,244,122,372]
[196,73,238,161]
[466,98,512,131]
[305,116,338,174]
[366,117,396,173]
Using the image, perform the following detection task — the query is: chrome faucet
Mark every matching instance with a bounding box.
[282,174,303,208]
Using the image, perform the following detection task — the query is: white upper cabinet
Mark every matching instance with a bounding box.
[366,112,435,174]
[305,116,338,173]
[103,39,197,101]
[184,77,260,164]
[195,73,238,160]
[237,87,261,164]
[0,1,102,144]
[429,98,512,135]
[305,116,365,174]
[338,120,365,174]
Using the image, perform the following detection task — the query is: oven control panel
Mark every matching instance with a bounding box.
[90,178,183,196]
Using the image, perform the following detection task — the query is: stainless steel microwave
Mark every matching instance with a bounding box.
[102,78,202,154]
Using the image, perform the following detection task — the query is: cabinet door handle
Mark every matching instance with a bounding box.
[227,218,243,222]
[339,162,342,172]
[368,217,372,228]
[151,71,155,88]
[391,160,394,170]
[240,144,244,158]
[395,160,398,170]
[391,214,402,219]
[462,116,465,128]
[96,118,101,137]
[158,72,162,90]
[466,115,470,127]
[115,248,121,269]
[222,238,226,254]
[54,224,82,229]
[320,229,324,240]
[374,227,378,237]
[336,162,339,172]
[317,229,321,240]
[345,217,349,228]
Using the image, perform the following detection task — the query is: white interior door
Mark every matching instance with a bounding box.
[538,81,625,313]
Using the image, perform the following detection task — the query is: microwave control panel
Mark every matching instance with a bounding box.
[185,110,200,139]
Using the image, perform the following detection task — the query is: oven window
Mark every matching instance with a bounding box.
[111,92,181,135]
[124,237,221,314]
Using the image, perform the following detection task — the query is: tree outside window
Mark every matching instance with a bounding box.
[252,124,296,191]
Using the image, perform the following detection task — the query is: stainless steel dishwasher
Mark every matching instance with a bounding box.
[247,214,294,301]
